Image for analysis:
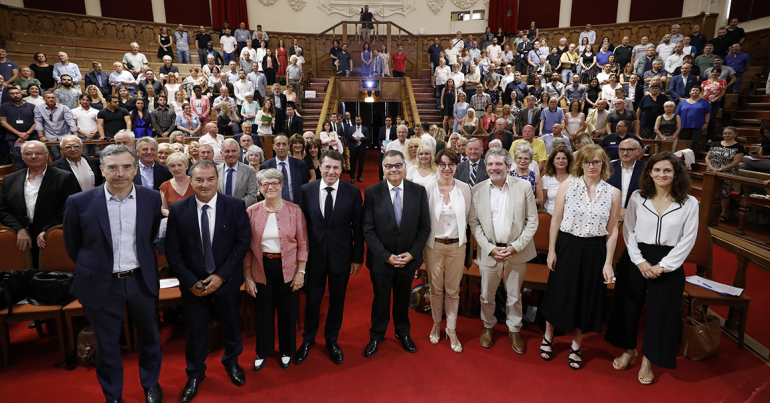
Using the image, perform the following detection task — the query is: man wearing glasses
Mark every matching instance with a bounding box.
[33,91,79,160]
[599,120,641,161]
[607,137,645,218]
[49,134,104,191]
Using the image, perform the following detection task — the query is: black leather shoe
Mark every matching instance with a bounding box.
[294,341,315,365]
[181,375,205,403]
[106,399,120,403]
[225,364,245,386]
[326,342,344,364]
[364,339,382,357]
[144,385,162,403]
[253,357,266,371]
[395,334,417,353]
[356,178,364,182]
[279,355,291,369]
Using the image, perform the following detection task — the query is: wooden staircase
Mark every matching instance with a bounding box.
[411,70,441,127]
[301,78,329,132]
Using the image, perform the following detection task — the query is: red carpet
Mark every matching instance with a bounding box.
[1,150,769,402]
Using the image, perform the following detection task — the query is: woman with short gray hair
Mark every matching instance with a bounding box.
[511,143,543,208]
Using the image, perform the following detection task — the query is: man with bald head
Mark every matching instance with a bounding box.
[608,137,645,217]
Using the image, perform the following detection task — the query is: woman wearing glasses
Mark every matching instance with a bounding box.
[422,148,471,353]
[539,144,622,370]
[243,168,309,370]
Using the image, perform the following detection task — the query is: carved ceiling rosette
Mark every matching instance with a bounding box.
[318,0,415,17]
[427,0,445,15]
[288,0,307,11]
[451,0,477,9]
[259,0,278,5]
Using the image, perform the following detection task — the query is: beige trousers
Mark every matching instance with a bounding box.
[479,260,526,332]
[423,242,466,330]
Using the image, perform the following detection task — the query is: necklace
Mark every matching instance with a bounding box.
[264,201,283,213]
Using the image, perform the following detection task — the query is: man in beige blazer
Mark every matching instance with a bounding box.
[468,147,538,354]
[585,99,610,137]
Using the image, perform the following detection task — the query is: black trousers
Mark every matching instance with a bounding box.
[181,284,242,380]
[369,268,413,340]
[254,256,298,358]
[264,68,276,85]
[605,244,685,369]
[349,144,366,180]
[82,271,161,401]
[302,255,351,344]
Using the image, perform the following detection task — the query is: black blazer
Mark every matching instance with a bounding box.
[487,130,514,151]
[63,185,161,309]
[165,193,251,296]
[454,158,489,185]
[84,71,111,98]
[0,167,79,236]
[49,156,104,191]
[608,159,646,208]
[289,46,303,58]
[363,180,431,275]
[267,93,288,134]
[379,126,397,146]
[299,180,364,274]
[286,114,304,137]
[345,125,369,149]
[516,107,542,135]
[516,42,533,59]
[262,55,279,70]
[622,83,645,111]
[331,121,346,140]
[260,157,309,204]
[132,162,173,191]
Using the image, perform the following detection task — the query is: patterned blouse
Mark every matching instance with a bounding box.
[244,201,309,285]
[559,177,614,238]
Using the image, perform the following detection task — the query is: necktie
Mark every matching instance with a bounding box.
[470,162,478,187]
[392,186,402,227]
[225,168,234,196]
[289,116,292,129]
[201,205,215,274]
[324,186,334,225]
[280,162,291,201]
[356,126,361,146]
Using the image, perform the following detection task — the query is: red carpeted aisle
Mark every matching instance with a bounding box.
[1,150,769,402]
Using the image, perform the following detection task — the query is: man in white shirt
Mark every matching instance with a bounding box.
[665,43,686,74]
[451,31,465,52]
[225,61,240,84]
[579,24,596,45]
[220,29,239,65]
[233,70,254,106]
[110,62,138,96]
[433,58,451,110]
[70,94,100,154]
[450,63,465,91]
[416,123,436,153]
[50,135,102,191]
[656,35,676,60]
[122,43,148,78]
[486,37,502,61]
[385,124,408,155]
[213,87,236,118]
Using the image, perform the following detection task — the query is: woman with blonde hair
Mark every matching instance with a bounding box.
[572,132,594,153]
[460,107,481,137]
[159,152,194,217]
[404,137,424,168]
[187,141,201,165]
[170,90,186,114]
[430,124,446,152]
[86,84,106,110]
[448,132,461,152]
[217,101,241,136]
[156,143,174,165]
[406,144,439,186]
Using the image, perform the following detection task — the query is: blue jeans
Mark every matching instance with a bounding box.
[224,51,235,65]
[732,72,743,94]
[561,69,573,85]
[177,49,190,64]
[7,139,26,171]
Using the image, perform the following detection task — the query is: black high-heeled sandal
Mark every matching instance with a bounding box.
[569,346,583,370]
[540,335,554,361]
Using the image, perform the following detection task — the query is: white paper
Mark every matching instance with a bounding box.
[159,278,180,289]
[157,217,168,239]
[686,276,744,296]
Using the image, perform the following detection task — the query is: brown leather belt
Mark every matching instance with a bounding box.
[435,238,460,245]
[113,268,138,278]
[263,253,282,259]
[495,243,509,247]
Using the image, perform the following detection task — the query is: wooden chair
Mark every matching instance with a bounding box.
[0,226,67,367]
[684,223,751,349]
[522,212,552,290]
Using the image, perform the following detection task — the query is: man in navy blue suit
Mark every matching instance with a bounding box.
[132,137,173,191]
[84,61,112,98]
[260,133,309,204]
[608,138,645,214]
[63,145,163,403]
[622,74,645,111]
[346,115,369,183]
[668,64,698,103]
[165,160,251,403]
[294,150,364,365]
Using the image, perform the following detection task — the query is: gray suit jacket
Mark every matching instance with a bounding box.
[454,158,489,185]
[217,162,258,207]
[468,176,538,267]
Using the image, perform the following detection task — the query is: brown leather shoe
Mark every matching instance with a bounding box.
[510,331,526,354]
[480,328,494,348]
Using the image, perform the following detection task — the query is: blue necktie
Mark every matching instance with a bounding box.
[201,205,215,274]
[280,162,291,201]
[225,168,234,196]
[393,186,402,227]
[324,187,334,225]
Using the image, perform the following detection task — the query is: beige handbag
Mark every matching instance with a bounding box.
[680,312,722,361]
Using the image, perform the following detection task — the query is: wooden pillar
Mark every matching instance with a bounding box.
[387,23,392,57]
[342,23,348,45]
[725,255,750,330]
[699,173,718,226]
[0,5,11,49]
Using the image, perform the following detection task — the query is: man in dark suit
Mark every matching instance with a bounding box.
[516,37,533,78]
[453,138,488,187]
[346,115,369,183]
[379,116,397,145]
[330,113,345,141]
[285,104,303,137]
[165,160,251,403]
[84,61,112,98]
[487,119,514,151]
[62,145,163,403]
[362,150,431,357]
[516,95,542,135]
[668,64,699,103]
[132,137,173,191]
[622,74,645,111]
[260,134,309,204]
[267,83,287,135]
[49,135,104,191]
[607,138,645,212]
[295,150,364,365]
[0,141,79,266]
[288,38,303,58]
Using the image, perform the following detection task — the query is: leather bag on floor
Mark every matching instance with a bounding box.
[680,312,721,361]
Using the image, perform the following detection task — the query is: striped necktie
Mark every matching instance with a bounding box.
[469,162,478,187]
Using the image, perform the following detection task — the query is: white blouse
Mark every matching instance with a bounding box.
[542,174,571,215]
[623,192,700,272]
[261,213,281,253]
[435,200,460,239]
[406,167,439,187]
[559,177,614,237]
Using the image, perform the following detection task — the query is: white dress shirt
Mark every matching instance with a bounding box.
[24,167,46,223]
[387,180,404,217]
[275,157,294,201]
[195,193,217,247]
[319,179,339,218]
[435,186,461,239]
[68,158,95,191]
[420,133,437,153]
[106,184,140,272]
[386,139,406,155]
[489,182,509,244]
[434,65,451,86]
[620,161,636,207]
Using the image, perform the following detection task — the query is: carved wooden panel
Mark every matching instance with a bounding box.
[81,19,100,39]
[60,17,81,37]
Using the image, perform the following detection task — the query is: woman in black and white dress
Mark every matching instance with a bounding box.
[605,152,699,385]
[539,144,622,370]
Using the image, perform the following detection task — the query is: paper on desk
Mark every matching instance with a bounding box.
[686,276,744,296]
[159,279,180,289]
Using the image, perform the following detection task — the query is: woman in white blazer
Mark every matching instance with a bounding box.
[423,148,472,354]
[319,121,344,154]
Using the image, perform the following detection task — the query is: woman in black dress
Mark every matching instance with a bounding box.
[636,83,668,139]
[580,44,596,84]
[605,152,698,385]
[303,139,321,182]
[157,26,174,61]
[29,52,55,91]
[584,78,601,115]
[528,21,539,42]
[495,28,506,48]
[441,78,457,134]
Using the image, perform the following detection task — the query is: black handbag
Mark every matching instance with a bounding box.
[0,269,42,312]
[27,271,75,306]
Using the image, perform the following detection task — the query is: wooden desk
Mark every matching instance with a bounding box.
[640,139,692,154]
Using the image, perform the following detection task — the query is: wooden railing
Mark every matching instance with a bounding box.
[315,77,338,136]
[402,77,420,127]
[699,171,770,243]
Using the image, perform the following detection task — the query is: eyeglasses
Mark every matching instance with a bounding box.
[383,163,404,170]
[619,147,639,153]
[581,160,603,167]
[437,163,457,169]
[259,182,282,189]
